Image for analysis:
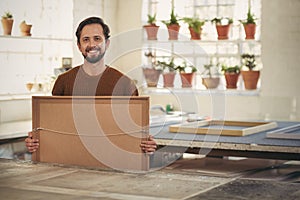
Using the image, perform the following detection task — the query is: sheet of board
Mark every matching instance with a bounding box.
[169,120,278,136]
[32,96,150,171]
[266,123,300,140]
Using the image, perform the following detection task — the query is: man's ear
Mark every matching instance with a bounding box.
[105,39,110,50]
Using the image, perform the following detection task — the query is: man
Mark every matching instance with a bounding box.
[25,16,157,153]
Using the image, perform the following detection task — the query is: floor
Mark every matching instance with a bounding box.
[0,155,299,200]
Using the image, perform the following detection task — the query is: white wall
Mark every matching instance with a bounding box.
[0,0,73,94]
[0,0,74,125]
[259,0,300,121]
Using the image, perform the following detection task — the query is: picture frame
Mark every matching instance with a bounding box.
[266,124,300,140]
[62,57,72,69]
[169,120,278,136]
[32,96,150,171]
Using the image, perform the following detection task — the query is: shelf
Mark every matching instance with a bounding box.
[141,87,260,96]
[144,39,261,44]
[0,93,50,101]
[192,3,235,8]
[0,35,73,42]
[0,120,31,140]
[166,53,241,58]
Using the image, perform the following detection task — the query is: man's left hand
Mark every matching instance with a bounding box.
[140,135,157,153]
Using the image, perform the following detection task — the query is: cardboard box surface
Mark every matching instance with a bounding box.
[32,96,149,171]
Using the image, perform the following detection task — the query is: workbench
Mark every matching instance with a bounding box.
[152,121,300,160]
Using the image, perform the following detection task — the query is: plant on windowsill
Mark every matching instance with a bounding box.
[182,17,205,40]
[201,61,221,89]
[1,11,14,35]
[176,61,197,88]
[221,64,241,89]
[211,17,233,40]
[142,51,162,87]
[241,54,260,90]
[162,9,181,40]
[239,5,257,39]
[157,57,177,88]
[143,13,159,40]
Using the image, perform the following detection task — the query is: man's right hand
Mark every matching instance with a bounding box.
[25,131,39,153]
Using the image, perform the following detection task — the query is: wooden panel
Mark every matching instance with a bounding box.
[267,124,300,140]
[169,120,278,136]
[32,96,150,171]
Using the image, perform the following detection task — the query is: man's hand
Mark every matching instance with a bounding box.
[25,131,39,153]
[140,135,157,153]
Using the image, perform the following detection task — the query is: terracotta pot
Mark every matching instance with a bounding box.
[180,72,195,88]
[224,73,240,89]
[188,27,201,40]
[143,24,159,40]
[167,24,180,40]
[163,72,176,87]
[216,24,231,40]
[202,77,220,89]
[241,70,260,90]
[243,24,256,40]
[1,18,14,35]
[143,68,162,87]
[20,22,32,36]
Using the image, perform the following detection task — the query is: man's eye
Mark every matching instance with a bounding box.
[95,37,102,41]
[82,38,89,42]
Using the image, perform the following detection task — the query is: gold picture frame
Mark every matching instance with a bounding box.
[169,120,278,137]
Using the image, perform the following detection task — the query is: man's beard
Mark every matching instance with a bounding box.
[83,46,106,64]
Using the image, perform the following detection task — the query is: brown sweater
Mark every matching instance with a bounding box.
[52,66,138,96]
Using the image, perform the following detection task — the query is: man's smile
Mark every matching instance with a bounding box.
[87,49,100,56]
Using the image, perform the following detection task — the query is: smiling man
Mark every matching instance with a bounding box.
[25,16,157,154]
[52,17,139,96]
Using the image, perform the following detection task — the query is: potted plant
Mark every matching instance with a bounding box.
[221,64,241,89]
[1,11,13,35]
[239,4,257,39]
[157,57,177,87]
[162,9,181,40]
[143,51,162,87]
[201,62,221,89]
[143,13,159,40]
[176,61,197,88]
[19,20,32,36]
[182,17,205,40]
[211,17,233,40]
[241,54,260,90]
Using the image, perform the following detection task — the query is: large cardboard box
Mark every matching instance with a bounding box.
[32,96,149,171]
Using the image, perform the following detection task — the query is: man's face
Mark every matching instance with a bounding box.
[77,24,109,63]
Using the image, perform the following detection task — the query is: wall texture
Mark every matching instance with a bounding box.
[259,0,300,120]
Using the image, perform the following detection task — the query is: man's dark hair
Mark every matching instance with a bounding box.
[75,16,110,44]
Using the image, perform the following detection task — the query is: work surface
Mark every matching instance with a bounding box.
[0,158,299,200]
[152,121,300,160]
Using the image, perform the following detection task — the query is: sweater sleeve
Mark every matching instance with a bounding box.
[51,75,64,95]
[129,80,139,96]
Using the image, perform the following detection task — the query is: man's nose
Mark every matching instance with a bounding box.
[89,40,97,47]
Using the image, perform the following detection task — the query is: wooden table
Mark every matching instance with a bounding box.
[152,121,300,160]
